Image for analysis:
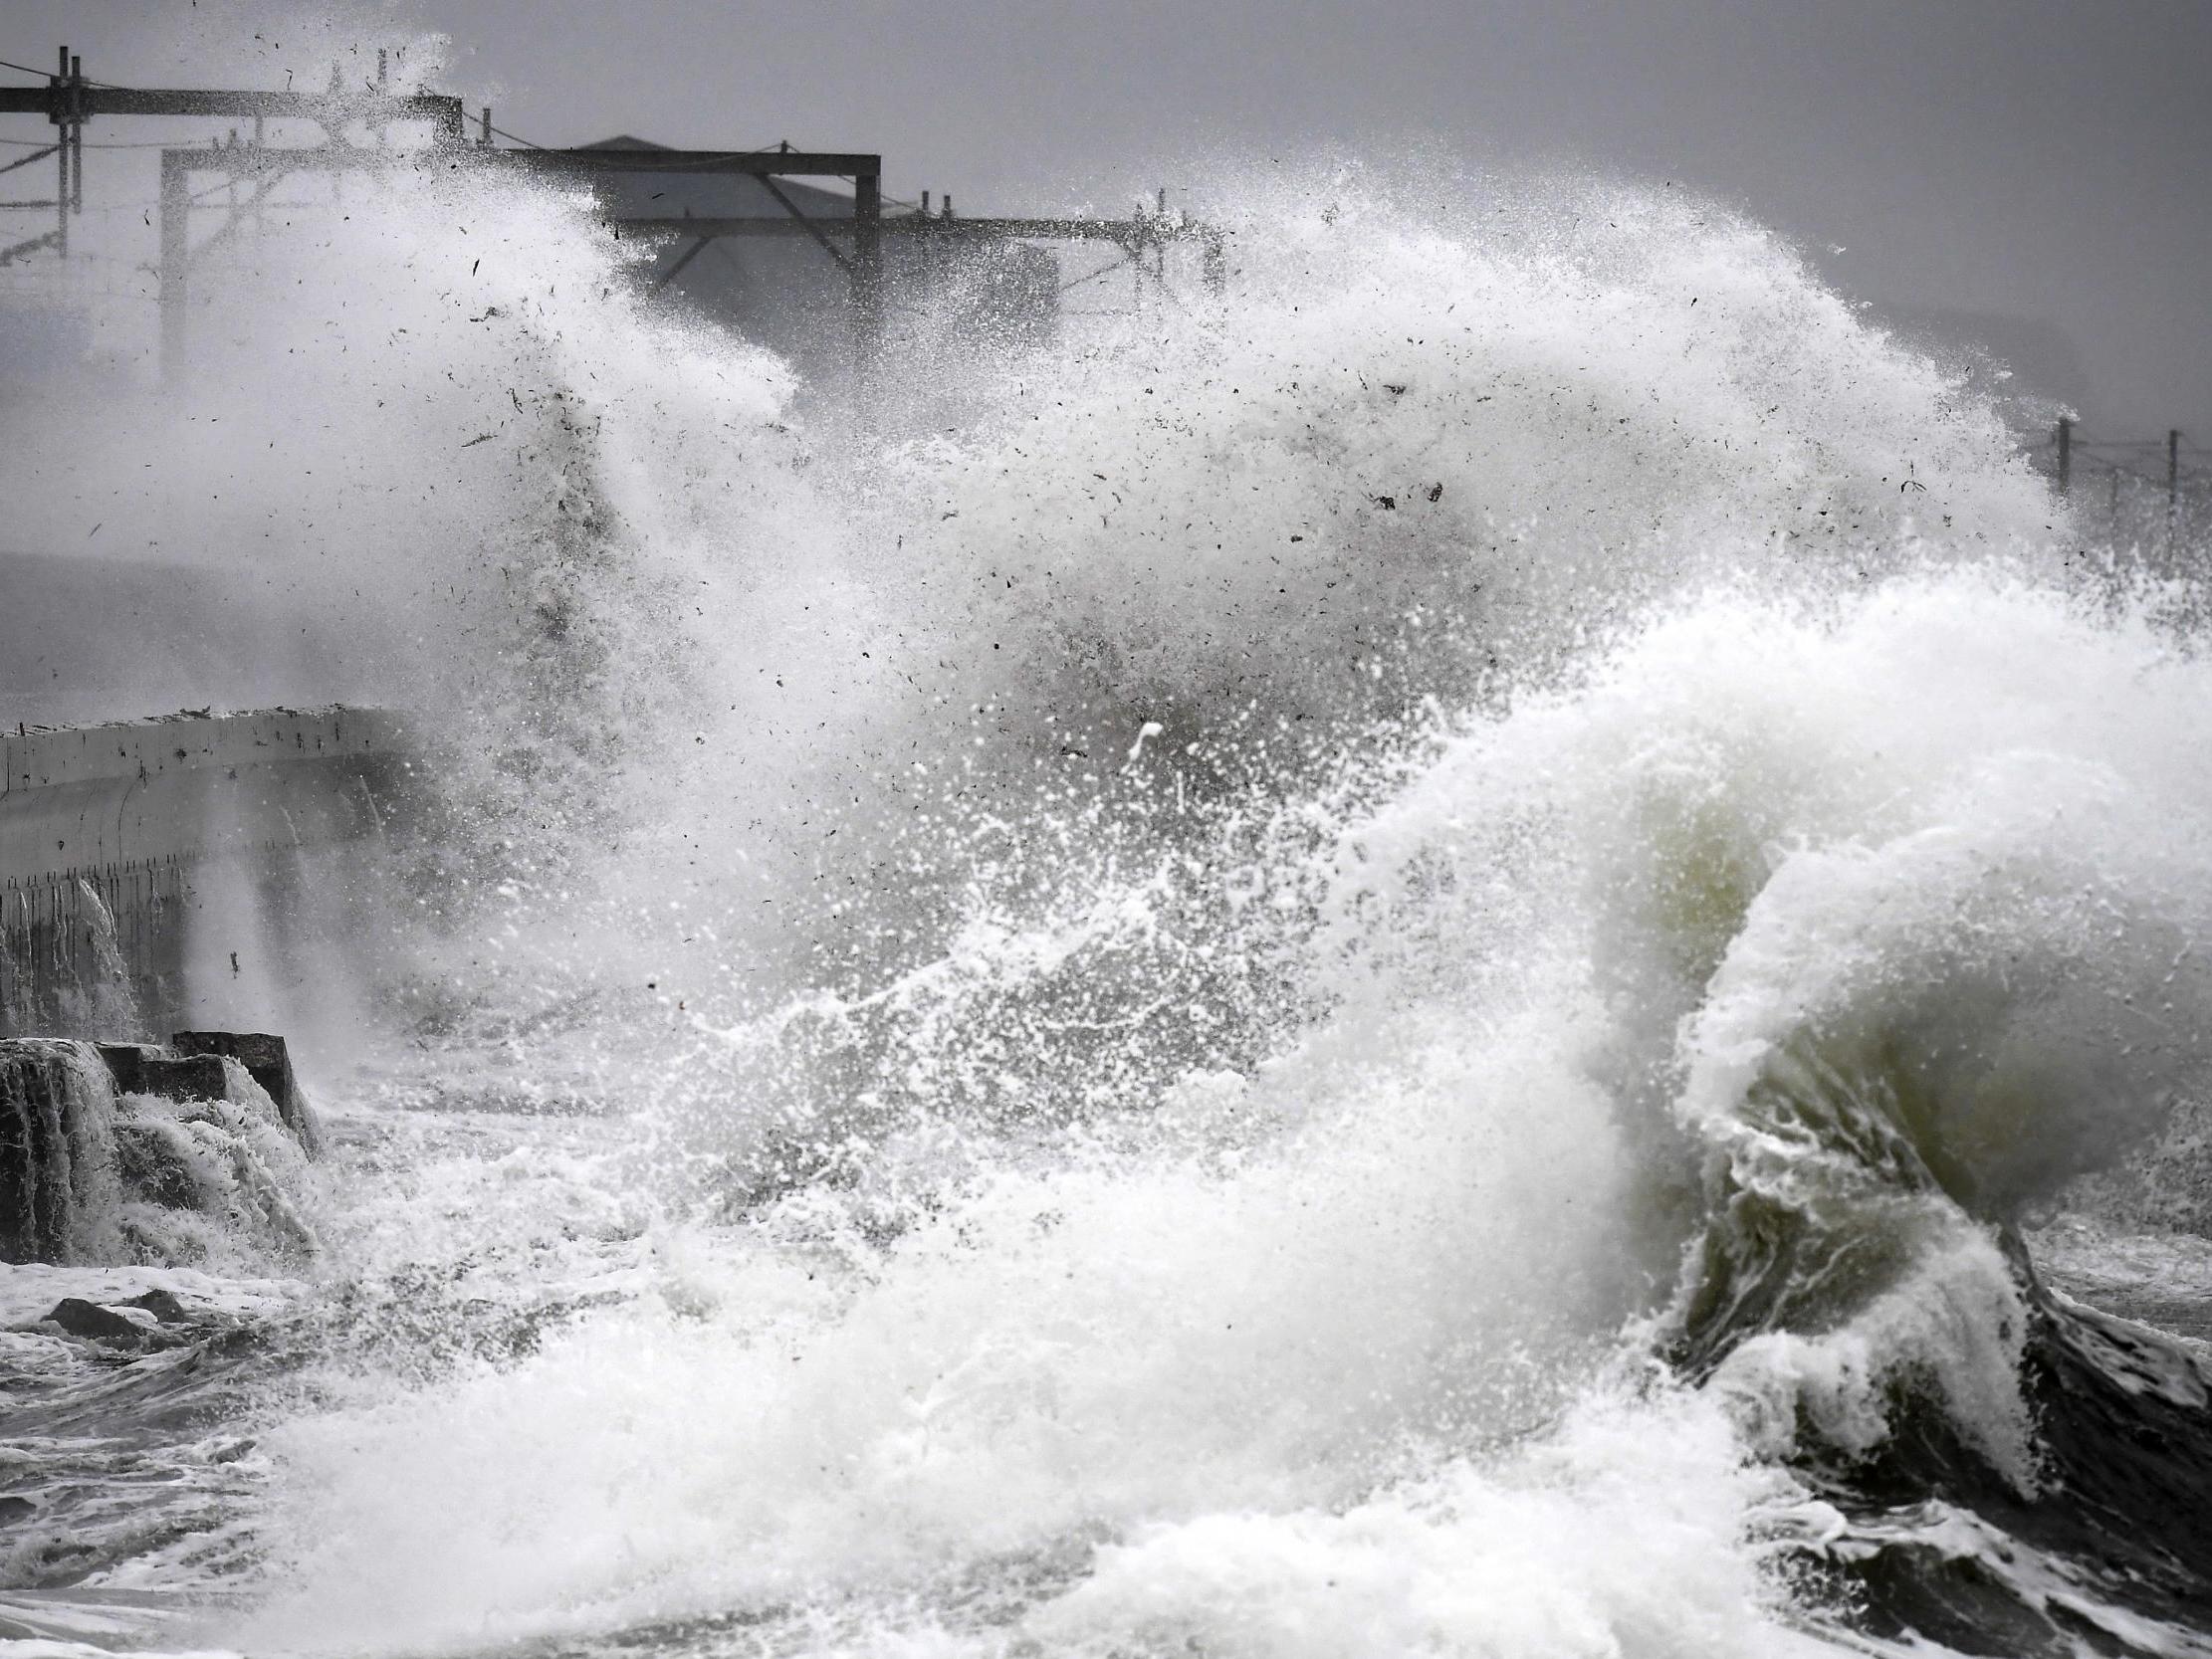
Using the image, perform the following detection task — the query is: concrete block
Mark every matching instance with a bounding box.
[171,1030,317,1153]
[133,1054,228,1103]
[95,1041,166,1097]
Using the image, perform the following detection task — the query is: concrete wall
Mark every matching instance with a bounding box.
[0,707,410,1040]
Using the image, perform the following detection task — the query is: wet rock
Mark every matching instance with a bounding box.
[4,1028,318,1265]
[40,1297,146,1344]
[1,1040,121,1265]
[121,1288,189,1324]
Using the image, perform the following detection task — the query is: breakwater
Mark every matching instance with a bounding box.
[0,707,409,1040]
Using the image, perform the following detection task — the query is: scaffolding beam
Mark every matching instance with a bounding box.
[0,84,465,142]
[488,147,875,177]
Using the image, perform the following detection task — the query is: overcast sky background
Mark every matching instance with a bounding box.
[11,0,2211,439]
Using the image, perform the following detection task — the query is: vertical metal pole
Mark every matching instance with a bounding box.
[852,165,883,378]
[481,106,492,147]
[54,48,69,260]
[2056,417,2072,496]
[159,150,188,387]
[2170,428,2182,553]
[66,57,83,220]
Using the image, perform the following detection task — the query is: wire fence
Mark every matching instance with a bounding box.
[2018,420,2212,558]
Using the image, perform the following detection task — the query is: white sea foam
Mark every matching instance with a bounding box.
[233,563,2212,1653]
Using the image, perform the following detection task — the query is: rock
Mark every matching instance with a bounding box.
[1,1040,121,1265]
[121,1287,189,1324]
[41,1297,146,1344]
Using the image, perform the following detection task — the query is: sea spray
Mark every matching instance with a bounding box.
[20,144,2066,1009]
[225,565,2212,1653]
[249,567,2212,1651]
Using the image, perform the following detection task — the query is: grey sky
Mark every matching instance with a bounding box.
[12,0,2211,438]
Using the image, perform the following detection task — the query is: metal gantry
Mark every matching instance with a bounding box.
[0,45,464,268]
[0,44,1222,384]
[150,138,891,381]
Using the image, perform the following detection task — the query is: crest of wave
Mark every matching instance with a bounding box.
[16,126,2077,1020]
[1327,563,2212,1476]
[235,562,2212,1658]
[489,161,2074,1038]
[856,164,2054,759]
[217,578,2195,1658]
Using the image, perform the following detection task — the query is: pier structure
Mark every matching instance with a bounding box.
[0,708,409,1041]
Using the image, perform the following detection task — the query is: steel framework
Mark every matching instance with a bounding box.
[153,140,889,380]
[4,44,1223,383]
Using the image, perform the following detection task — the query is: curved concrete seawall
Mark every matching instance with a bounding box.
[0,708,411,1039]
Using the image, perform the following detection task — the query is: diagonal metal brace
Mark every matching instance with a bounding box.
[651,234,712,290]
[181,168,292,270]
[0,145,59,177]
[0,227,59,266]
[757,173,853,275]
